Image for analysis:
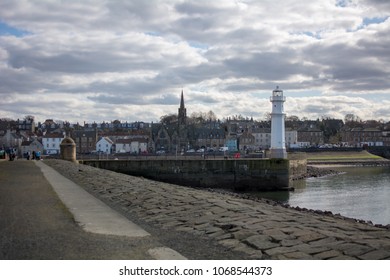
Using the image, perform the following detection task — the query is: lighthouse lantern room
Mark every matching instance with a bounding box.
[270,86,287,159]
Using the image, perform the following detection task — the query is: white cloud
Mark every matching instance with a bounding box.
[0,0,389,123]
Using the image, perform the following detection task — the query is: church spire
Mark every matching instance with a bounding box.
[178,90,187,126]
[180,89,185,110]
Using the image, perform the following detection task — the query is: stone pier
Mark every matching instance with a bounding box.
[80,157,306,191]
[45,159,390,260]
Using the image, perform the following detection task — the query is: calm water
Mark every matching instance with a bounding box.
[259,166,390,225]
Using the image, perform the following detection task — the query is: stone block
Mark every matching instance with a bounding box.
[280,239,302,247]
[262,229,290,242]
[264,246,296,257]
[232,229,257,241]
[243,235,279,250]
[218,239,242,249]
[314,250,342,259]
[359,249,390,260]
[338,243,373,257]
[289,243,329,255]
[297,232,326,242]
[282,251,314,260]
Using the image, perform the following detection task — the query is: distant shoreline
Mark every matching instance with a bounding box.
[302,150,389,167]
[291,158,390,181]
[308,160,390,167]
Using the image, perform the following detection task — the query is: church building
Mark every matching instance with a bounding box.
[149,90,190,153]
[149,90,226,153]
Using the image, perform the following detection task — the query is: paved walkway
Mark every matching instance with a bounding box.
[0,160,185,260]
[43,159,390,260]
[36,161,150,238]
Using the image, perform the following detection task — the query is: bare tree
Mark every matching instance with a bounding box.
[344,114,361,123]
[160,114,177,125]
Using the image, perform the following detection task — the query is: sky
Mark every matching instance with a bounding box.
[0,0,389,123]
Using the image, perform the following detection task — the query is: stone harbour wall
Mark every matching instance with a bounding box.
[288,153,308,180]
[80,158,295,191]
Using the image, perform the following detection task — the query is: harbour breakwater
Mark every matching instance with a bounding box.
[44,159,390,259]
[80,156,307,191]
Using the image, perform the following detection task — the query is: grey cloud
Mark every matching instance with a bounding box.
[223,83,262,92]
[155,63,225,86]
[175,2,223,15]
[302,33,390,91]
[223,50,318,80]
[1,0,390,122]
[0,66,59,95]
[88,93,179,106]
[189,94,220,104]
[361,0,390,10]
[224,28,273,45]
[4,37,169,74]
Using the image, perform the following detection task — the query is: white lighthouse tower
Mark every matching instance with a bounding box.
[270,86,287,159]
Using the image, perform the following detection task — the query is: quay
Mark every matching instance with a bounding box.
[79,153,307,191]
[1,159,390,260]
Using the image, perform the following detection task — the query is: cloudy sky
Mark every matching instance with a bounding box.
[0,0,389,123]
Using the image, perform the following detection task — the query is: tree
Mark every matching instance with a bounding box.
[329,133,342,144]
[286,115,300,122]
[24,115,35,121]
[160,114,177,125]
[285,115,300,129]
[344,114,361,123]
[344,114,362,128]
[321,118,344,143]
[206,110,217,121]
[188,112,204,125]
[188,111,217,125]
[263,112,271,121]
[363,120,382,129]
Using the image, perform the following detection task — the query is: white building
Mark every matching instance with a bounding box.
[253,128,297,150]
[115,138,148,154]
[270,86,287,159]
[96,137,114,154]
[285,129,298,148]
[252,128,271,149]
[115,139,132,153]
[42,132,64,155]
[130,138,148,154]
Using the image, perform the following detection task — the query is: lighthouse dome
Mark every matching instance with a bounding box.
[272,86,283,96]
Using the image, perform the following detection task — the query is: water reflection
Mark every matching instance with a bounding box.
[249,190,291,202]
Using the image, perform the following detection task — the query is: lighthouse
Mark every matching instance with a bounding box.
[270,86,287,159]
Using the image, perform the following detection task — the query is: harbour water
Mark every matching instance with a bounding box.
[261,166,390,225]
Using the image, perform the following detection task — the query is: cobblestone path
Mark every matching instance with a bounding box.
[45,160,390,260]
